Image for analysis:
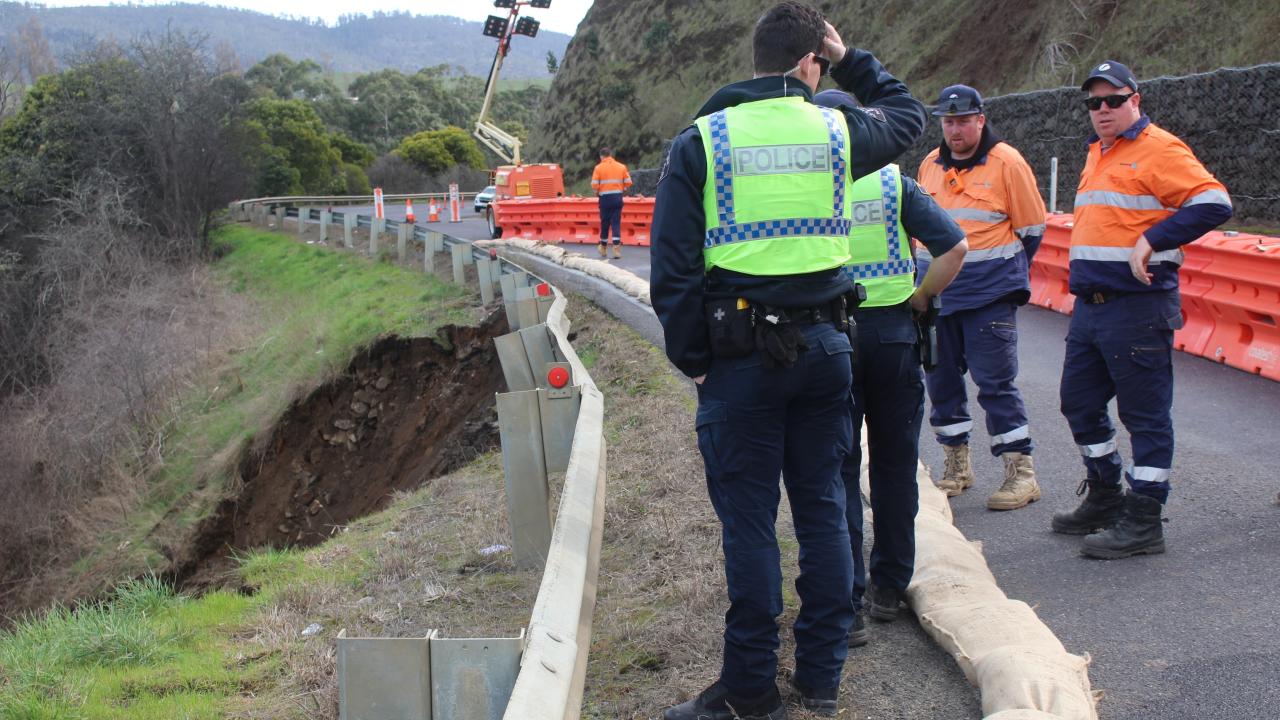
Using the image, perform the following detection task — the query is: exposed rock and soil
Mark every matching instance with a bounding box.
[172,312,508,591]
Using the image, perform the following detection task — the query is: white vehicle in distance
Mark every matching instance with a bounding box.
[473,185,496,214]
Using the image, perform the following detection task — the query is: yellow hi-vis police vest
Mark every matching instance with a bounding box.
[843,164,914,307]
[694,97,853,275]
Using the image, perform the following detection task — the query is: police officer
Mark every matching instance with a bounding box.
[916,84,1047,511]
[651,3,926,717]
[1054,61,1231,558]
[591,146,632,258]
[812,90,966,636]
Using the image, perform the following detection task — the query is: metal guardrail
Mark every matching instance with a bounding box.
[233,190,477,211]
[233,196,605,720]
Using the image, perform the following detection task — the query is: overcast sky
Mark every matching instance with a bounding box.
[32,1,595,34]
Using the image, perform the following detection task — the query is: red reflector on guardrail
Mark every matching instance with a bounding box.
[547,366,570,389]
[536,282,551,297]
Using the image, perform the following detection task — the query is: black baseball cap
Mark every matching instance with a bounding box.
[1081,60,1138,92]
[931,85,983,116]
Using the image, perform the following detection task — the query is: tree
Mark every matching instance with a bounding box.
[546,51,559,75]
[245,53,340,102]
[245,98,342,194]
[12,17,56,85]
[395,126,484,174]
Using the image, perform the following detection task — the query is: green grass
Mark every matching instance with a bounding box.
[69,224,475,627]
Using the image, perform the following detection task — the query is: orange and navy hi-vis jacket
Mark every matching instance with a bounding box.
[592,157,632,196]
[1071,115,1232,295]
[917,141,1046,315]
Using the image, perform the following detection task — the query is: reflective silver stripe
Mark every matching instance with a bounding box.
[1069,245,1184,265]
[591,179,605,184]
[1128,465,1171,483]
[935,420,973,437]
[1079,440,1117,458]
[1074,190,1169,211]
[1183,188,1232,208]
[1014,223,1046,238]
[946,207,1008,224]
[991,425,1029,445]
[598,190,623,195]
[964,242,1023,263]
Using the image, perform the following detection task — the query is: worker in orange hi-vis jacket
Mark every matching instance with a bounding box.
[1052,60,1231,560]
[915,84,1046,513]
[591,146,632,259]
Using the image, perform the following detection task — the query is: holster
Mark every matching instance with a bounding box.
[705,297,755,358]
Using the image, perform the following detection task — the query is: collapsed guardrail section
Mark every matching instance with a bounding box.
[233,198,605,720]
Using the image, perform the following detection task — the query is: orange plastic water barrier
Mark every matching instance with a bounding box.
[494,197,655,246]
[495,197,1279,380]
[1030,219,1280,381]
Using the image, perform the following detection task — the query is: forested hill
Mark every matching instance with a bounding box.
[532,0,1280,183]
[0,2,569,78]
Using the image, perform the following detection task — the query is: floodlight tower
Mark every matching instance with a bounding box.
[475,0,550,165]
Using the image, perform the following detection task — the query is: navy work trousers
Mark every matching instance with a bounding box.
[1059,290,1180,502]
[598,192,623,244]
[926,301,1033,456]
[840,302,923,603]
[695,321,855,695]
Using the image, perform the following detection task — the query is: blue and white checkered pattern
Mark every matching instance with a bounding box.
[705,217,854,248]
[843,166,915,281]
[707,111,735,227]
[819,108,847,217]
[704,106,851,249]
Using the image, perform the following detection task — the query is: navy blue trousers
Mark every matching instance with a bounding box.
[696,322,855,695]
[598,193,622,243]
[926,301,1033,456]
[1059,290,1181,502]
[840,303,923,604]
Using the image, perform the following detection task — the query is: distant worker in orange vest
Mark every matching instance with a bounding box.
[1053,60,1231,559]
[916,84,1046,511]
[592,146,632,259]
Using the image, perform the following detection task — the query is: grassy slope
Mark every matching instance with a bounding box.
[60,225,476,609]
[531,0,1280,184]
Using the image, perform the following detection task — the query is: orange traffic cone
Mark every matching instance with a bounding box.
[428,202,440,222]
[405,198,416,223]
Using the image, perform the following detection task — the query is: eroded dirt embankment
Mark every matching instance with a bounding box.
[173,311,508,589]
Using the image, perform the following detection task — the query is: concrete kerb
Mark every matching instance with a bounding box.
[481,236,1095,719]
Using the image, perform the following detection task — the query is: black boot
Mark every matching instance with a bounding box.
[789,679,839,717]
[1051,477,1124,535]
[664,682,786,720]
[1081,492,1166,559]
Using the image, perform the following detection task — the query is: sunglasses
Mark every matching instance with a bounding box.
[1084,93,1134,111]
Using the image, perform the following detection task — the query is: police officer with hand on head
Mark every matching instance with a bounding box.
[813,89,966,640]
[1054,61,1231,559]
[651,3,926,717]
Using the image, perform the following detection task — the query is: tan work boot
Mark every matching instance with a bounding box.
[937,443,975,496]
[988,452,1041,510]
[597,243,607,258]
[612,243,622,259]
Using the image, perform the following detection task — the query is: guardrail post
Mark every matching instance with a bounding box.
[477,255,496,305]
[343,213,355,248]
[297,207,308,236]
[338,631,436,720]
[430,631,526,719]
[397,223,410,263]
[371,218,385,257]
[319,210,331,243]
[452,243,466,285]
[274,206,286,230]
[496,390,553,569]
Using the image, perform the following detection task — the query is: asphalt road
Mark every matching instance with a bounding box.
[427,225,1280,719]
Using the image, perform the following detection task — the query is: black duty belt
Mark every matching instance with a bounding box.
[771,303,838,325]
[1080,290,1131,305]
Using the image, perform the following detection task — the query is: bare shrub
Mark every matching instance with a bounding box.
[367,154,426,194]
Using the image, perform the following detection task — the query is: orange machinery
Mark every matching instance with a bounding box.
[486,163,565,238]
